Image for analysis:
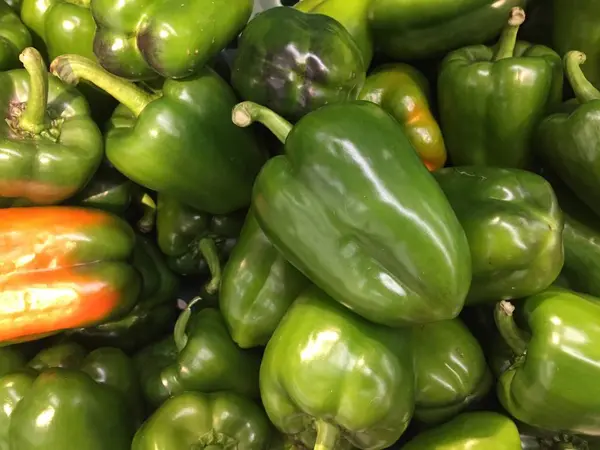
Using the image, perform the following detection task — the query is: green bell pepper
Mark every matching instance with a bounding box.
[231,7,366,121]
[220,209,309,349]
[401,412,522,450]
[413,318,492,425]
[0,1,31,71]
[495,288,600,435]
[359,63,446,171]
[368,0,527,61]
[434,167,564,305]
[50,55,266,215]
[132,391,275,450]
[156,193,245,286]
[0,346,26,378]
[135,303,261,409]
[438,8,563,168]
[261,285,414,450]
[0,342,142,450]
[232,100,470,327]
[91,0,252,79]
[0,47,102,207]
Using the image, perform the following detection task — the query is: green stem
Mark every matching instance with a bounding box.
[18,48,49,134]
[565,51,600,103]
[232,101,292,144]
[137,193,156,234]
[313,421,339,450]
[494,300,529,356]
[493,7,526,61]
[173,297,203,352]
[50,54,157,117]
[198,237,221,295]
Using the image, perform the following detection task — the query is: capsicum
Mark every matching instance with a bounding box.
[231,7,366,121]
[1,47,103,207]
[0,207,141,346]
[232,100,470,327]
[434,167,564,305]
[0,1,31,71]
[438,7,563,168]
[50,55,266,215]
[0,341,142,450]
[220,209,309,349]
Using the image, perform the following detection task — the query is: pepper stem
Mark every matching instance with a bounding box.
[17,48,49,134]
[565,51,600,103]
[198,237,221,295]
[494,300,530,356]
[314,421,339,450]
[232,101,292,144]
[173,297,203,351]
[493,7,526,61]
[50,54,157,117]
[137,193,156,234]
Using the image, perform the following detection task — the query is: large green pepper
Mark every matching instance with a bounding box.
[0,1,31,71]
[0,342,142,450]
[220,209,309,349]
[0,48,102,207]
[359,63,446,171]
[50,55,266,215]
[231,7,366,121]
[434,167,564,305]
[261,285,414,449]
[413,318,492,425]
[135,303,261,409]
[401,412,522,450]
[232,100,470,326]
[132,391,275,450]
[91,0,252,79]
[438,8,562,168]
[368,0,527,61]
[495,288,600,435]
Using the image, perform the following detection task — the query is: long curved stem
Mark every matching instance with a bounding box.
[565,51,600,103]
[199,238,221,295]
[173,297,203,352]
[493,7,526,61]
[232,101,293,144]
[314,421,339,450]
[494,300,529,356]
[18,48,49,134]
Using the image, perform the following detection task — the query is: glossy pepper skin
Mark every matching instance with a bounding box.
[359,63,446,171]
[91,0,252,79]
[51,55,266,215]
[495,288,600,435]
[401,412,522,450]
[434,167,564,305]
[413,318,492,425]
[132,391,275,450]
[220,209,309,349]
[261,285,414,450]
[0,1,31,71]
[232,7,366,121]
[368,0,526,61]
[438,8,563,169]
[0,342,142,450]
[135,304,261,409]
[232,100,470,327]
[0,207,141,346]
[0,48,102,207]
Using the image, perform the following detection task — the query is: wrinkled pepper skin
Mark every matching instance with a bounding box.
[135,306,261,409]
[232,7,366,121]
[91,0,252,79]
[234,100,470,327]
[261,285,414,450]
[495,288,600,435]
[434,167,564,305]
[0,342,142,450]
[359,63,446,171]
[132,391,275,450]
[0,1,31,71]
[0,207,141,346]
[1,48,102,207]
[413,318,492,425]
[401,412,522,450]
[368,0,527,61]
[438,9,562,169]
[220,209,309,349]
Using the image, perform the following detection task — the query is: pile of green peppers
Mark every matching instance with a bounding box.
[3,0,600,449]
